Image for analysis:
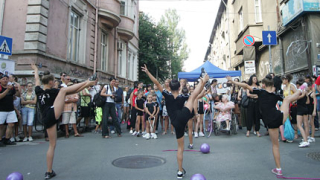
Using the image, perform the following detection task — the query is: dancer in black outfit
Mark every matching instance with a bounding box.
[31,64,96,179]
[227,75,303,176]
[142,64,209,179]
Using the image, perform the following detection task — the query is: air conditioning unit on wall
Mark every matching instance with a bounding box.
[117,41,123,51]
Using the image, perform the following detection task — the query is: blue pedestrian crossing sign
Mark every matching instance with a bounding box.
[0,35,12,56]
[262,31,277,45]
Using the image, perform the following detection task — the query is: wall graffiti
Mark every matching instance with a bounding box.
[283,28,310,72]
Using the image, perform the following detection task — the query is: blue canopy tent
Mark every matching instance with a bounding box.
[178,61,241,81]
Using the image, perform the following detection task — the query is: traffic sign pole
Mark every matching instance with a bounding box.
[268,26,272,73]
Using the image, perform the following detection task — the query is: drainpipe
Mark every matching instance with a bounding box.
[0,0,5,35]
[126,42,129,85]
[279,37,285,75]
[114,28,118,78]
[93,0,99,74]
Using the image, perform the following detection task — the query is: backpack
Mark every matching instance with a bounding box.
[93,85,108,107]
[93,90,106,107]
[125,87,134,102]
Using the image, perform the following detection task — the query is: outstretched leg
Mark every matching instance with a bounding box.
[280,90,301,123]
[53,81,94,119]
[185,78,207,112]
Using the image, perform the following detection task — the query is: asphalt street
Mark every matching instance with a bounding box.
[1,125,319,180]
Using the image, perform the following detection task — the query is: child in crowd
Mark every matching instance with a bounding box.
[144,94,156,140]
[133,90,145,137]
[152,93,160,139]
[194,90,208,138]
[227,75,303,176]
[296,79,310,148]
[187,86,196,149]
[306,82,316,143]
[93,106,103,133]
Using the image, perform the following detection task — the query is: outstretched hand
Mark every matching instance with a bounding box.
[141,64,149,73]
[31,63,38,71]
[200,74,209,83]
[226,76,232,81]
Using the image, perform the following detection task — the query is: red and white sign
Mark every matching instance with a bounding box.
[243,35,255,47]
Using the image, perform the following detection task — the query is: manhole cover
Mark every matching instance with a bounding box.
[306,152,320,161]
[112,155,166,169]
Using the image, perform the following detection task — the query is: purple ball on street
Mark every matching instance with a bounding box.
[190,174,206,180]
[6,172,23,180]
[200,143,210,154]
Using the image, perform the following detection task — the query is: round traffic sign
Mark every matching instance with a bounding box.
[243,35,255,46]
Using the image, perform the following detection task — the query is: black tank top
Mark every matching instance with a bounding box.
[297,95,307,108]
[308,92,314,105]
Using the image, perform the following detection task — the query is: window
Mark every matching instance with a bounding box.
[254,0,262,22]
[101,32,108,71]
[68,11,80,62]
[132,54,136,80]
[118,50,122,76]
[120,1,126,16]
[128,52,132,80]
[238,8,243,32]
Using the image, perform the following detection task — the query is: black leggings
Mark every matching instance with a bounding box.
[246,99,260,131]
[102,103,122,136]
[130,107,136,129]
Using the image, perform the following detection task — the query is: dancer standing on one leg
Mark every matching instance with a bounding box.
[142,64,209,179]
[227,75,303,176]
[31,64,96,179]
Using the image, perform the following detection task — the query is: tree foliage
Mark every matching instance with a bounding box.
[138,13,172,84]
[138,10,189,84]
[159,9,189,78]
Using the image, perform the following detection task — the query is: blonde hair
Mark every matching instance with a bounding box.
[222,94,229,101]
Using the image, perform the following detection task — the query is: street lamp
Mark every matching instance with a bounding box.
[221,0,232,70]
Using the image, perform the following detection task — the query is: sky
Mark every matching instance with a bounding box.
[139,0,221,72]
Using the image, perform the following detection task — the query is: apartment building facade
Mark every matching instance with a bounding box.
[205,0,320,81]
[0,0,139,86]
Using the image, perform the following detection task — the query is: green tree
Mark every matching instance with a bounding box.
[138,13,172,84]
[159,9,190,78]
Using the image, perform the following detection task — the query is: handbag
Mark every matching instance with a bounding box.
[284,117,294,141]
[240,91,249,108]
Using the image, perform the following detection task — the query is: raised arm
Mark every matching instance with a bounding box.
[226,76,253,92]
[151,106,156,117]
[141,64,163,92]
[31,64,41,86]
[312,92,317,116]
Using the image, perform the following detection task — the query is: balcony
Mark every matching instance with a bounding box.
[117,15,134,41]
[98,0,121,28]
[234,24,263,55]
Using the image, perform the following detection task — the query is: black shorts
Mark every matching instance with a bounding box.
[171,107,194,139]
[290,105,297,124]
[145,115,155,121]
[297,106,308,116]
[308,104,314,115]
[264,110,283,129]
[43,108,59,129]
[79,106,91,117]
[136,110,143,116]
